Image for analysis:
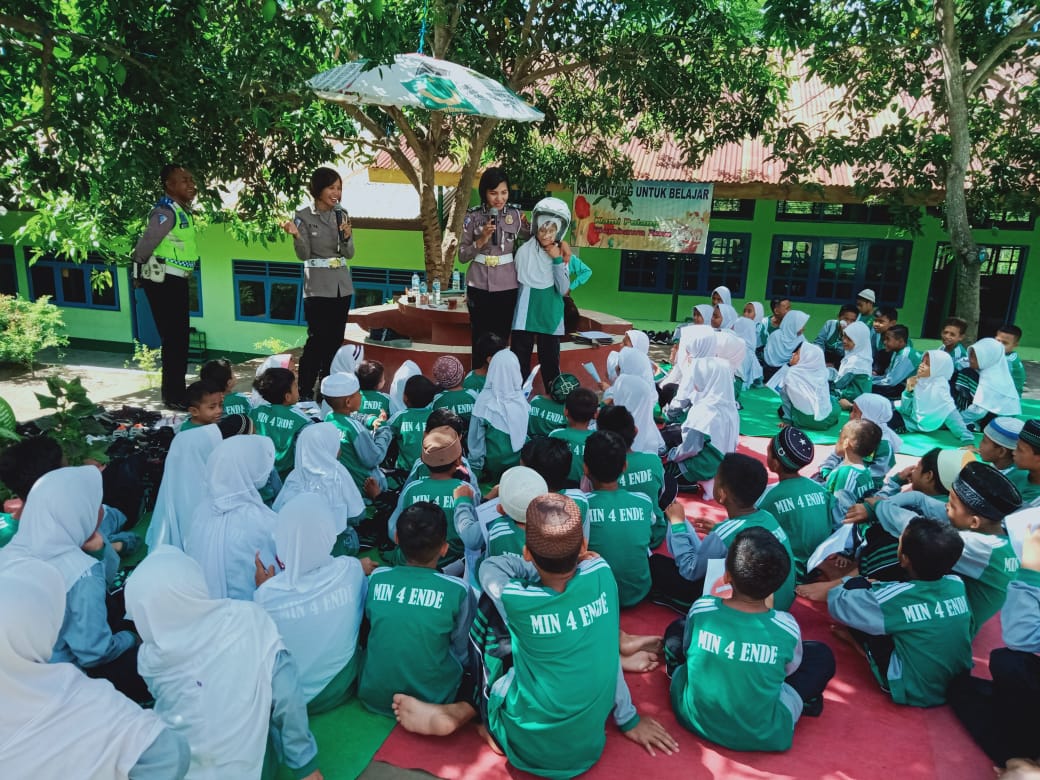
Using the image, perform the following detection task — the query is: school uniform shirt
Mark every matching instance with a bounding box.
[250,404,310,478]
[360,390,391,421]
[945,342,970,371]
[876,495,1021,635]
[527,395,567,437]
[618,450,667,545]
[814,319,846,355]
[669,509,796,610]
[758,478,834,581]
[177,418,203,433]
[828,576,973,706]
[585,489,655,607]
[872,345,921,387]
[462,370,486,392]
[470,350,530,481]
[1007,351,1026,396]
[222,392,251,417]
[1002,566,1040,652]
[478,555,638,780]
[549,427,594,484]
[360,565,475,717]
[387,476,467,561]
[512,242,570,335]
[469,417,523,483]
[433,388,478,427]
[899,350,972,441]
[1008,470,1040,507]
[387,407,433,471]
[671,597,803,751]
[822,463,875,527]
[326,411,393,491]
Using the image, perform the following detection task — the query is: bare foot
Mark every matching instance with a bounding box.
[622,649,661,673]
[391,694,475,736]
[477,724,506,755]
[830,625,867,659]
[620,631,663,656]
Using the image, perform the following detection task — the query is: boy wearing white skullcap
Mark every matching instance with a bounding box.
[323,372,392,493]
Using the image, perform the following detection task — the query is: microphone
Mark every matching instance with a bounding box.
[333,202,348,236]
[489,207,499,248]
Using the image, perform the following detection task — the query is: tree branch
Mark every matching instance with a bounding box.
[0,14,151,71]
[965,10,1040,96]
[515,60,587,89]
[339,104,422,190]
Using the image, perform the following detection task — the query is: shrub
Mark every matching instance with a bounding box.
[0,295,69,376]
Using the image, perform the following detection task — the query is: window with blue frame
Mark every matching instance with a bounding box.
[25,250,119,310]
[232,260,304,324]
[618,232,750,296]
[0,244,16,296]
[351,267,424,308]
[767,236,911,306]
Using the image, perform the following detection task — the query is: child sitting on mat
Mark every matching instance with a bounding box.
[549,387,598,486]
[1010,419,1040,507]
[249,367,310,480]
[899,350,973,443]
[388,375,437,472]
[768,343,841,431]
[834,320,874,409]
[870,324,920,400]
[978,417,1023,476]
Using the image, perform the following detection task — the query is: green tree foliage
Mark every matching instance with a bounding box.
[0,294,69,375]
[763,0,1040,339]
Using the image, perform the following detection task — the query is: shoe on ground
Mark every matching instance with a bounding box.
[164,399,189,412]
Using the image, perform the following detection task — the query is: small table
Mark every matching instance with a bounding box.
[396,294,470,346]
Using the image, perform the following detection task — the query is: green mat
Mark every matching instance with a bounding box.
[738,387,1040,457]
[275,699,395,780]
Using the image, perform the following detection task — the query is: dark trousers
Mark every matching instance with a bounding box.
[467,286,517,353]
[511,330,561,388]
[948,648,1040,766]
[649,554,704,614]
[299,295,351,398]
[872,383,905,400]
[143,275,189,405]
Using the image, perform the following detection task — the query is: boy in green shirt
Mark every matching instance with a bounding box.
[389,493,678,777]
[462,332,506,393]
[323,372,393,493]
[548,386,598,486]
[759,427,832,582]
[801,517,973,707]
[388,375,436,472]
[1011,419,1040,507]
[178,379,223,433]
[667,527,835,751]
[359,501,476,717]
[249,368,309,478]
[584,430,654,607]
[527,372,574,438]
[432,355,478,433]
[820,419,881,527]
[356,359,391,428]
[200,358,251,417]
[979,417,1023,476]
[996,324,1026,396]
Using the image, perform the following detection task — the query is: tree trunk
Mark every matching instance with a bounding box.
[419,182,445,284]
[936,0,980,341]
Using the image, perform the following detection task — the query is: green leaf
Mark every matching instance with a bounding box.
[113,63,127,85]
[34,392,59,410]
[262,0,277,23]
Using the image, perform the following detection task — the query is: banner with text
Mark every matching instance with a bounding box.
[572,181,714,254]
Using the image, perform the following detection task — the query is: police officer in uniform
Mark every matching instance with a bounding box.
[458,167,530,353]
[133,164,199,410]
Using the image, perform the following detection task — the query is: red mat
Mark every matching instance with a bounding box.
[374,438,999,779]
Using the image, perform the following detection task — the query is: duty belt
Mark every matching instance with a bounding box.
[474,253,514,267]
[154,257,196,277]
[303,257,348,269]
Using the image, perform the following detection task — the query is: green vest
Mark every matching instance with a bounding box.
[154,199,199,272]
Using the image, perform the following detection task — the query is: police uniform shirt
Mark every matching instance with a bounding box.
[291,206,354,298]
[458,204,530,293]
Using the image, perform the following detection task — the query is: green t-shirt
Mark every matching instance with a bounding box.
[1009,469,1040,507]
[222,392,251,417]
[548,427,594,484]
[462,371,486,392]
[178,419,204,433]
[326,411,374,490]
[961,533,1020,636]
[476,422,521,484]
[617,450,666,547]
[394,477,466,561]
[527,396,566,438]
[0,512,18,548]
[487,557,622,780]
[758,478,833,582]
[712,510,797,611]
[250,405,309,477]
[486,515,525,559]
[585,489,654,607]
[824,463,874,503]
[361,566,472,716]
[360,390,390,419]
[433,389,477,426]
[389,407,432,471]
[670,597,801,751]
[1007,352,1026,396]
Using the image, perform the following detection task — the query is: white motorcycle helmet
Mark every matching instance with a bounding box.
[530,197,571,244]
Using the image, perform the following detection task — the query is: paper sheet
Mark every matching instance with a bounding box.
[522,364,541,399]
[806,524,854,573]
[1005,508,1040,560]
[581,362,601,383]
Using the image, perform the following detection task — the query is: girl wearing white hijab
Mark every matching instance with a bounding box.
[126,546,321,780]
[743,301,768,348]
[0,558,189,780]
[900,350,973,443]
[469,349,529,482]
[692,303,715,326]
[185,436,279,600]
[732,316,764,388]
[665,358,738,498]
[2,466,145,699]
[664,324,717,416]
[834,320,874,408]
[389,359,422,416]
[711,303,739,332]
[146,425,223,551]
[273,422,366,546]
[610,374,665,456]
[606,329,652,382]
[711,285,732,307]
[763,309,810,376]
[255,494,368,713]
[714,329,748,398]
[961,337,1022,424]
[768,343,840,430]
[603,346,657,399]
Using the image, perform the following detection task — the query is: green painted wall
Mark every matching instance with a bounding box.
[3,194,1038,353]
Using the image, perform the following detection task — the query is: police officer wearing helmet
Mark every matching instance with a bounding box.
[458,167,530,354]
[132,164,199,410]
[510,197,574,388]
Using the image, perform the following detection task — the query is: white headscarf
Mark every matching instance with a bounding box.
[472,349,530,450]
[255,494,366,702]
[910,350,958,431]
[768,343,832,421]
[126,546,283,780]
[711,285,733,307]
[389,359,422,416]
[331,344,363,375]
[626,329,650,354]
[971,338,1022,416]
[185,436,279,600]
[764,310,810,368]
[607,346,656,394]
[732,317,763,387]
[672,324,717,399]
[514,236,557,289]
[693,304,715,326]
[714,303,739,331]
[854,393,903,453]
[3,466,102,590]
[147,425,222,551]
[837,320,874,377]
[749,302,766,324]
[714,330,747,379]
[0,558,166,779]
[682,358,739,454]
[611,374,665,455]
[250,354,292,408]
[273,422,364,532]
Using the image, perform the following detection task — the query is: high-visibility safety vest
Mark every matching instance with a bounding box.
[153,197,199,273]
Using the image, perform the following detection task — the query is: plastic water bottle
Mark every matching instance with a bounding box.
[451,269,461,291]
[411,272,420,296]
[419,280,427,297]
[432,279,441,305]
